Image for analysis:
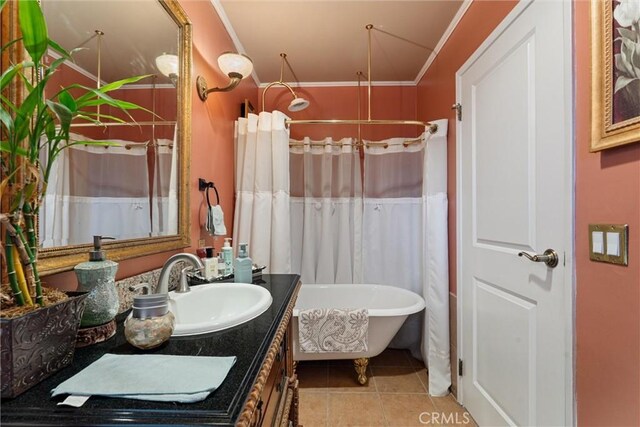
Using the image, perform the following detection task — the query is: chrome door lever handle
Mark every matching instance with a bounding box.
[518,249,559,268]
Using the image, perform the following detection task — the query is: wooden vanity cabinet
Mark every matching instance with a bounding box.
[238,281,300,427]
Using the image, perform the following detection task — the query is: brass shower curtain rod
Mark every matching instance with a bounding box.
[289,135,425,149]
[70,120,176,128]
[285,119,438,135]
[283,24,438,136]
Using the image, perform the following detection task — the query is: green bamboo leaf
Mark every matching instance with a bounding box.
[1,36,22,53]
[0,93,18,113]
[45,115,55,141]
[0,107,13,132]
[0,61,33,91]
[45,100,73,131]
[81,112,128,123]
[98,74,152,93]
[58,90,77,113]
[75,89,144,123]
[13,82,43,142]
[82,98,143,110]
[47,38,72,61]
[18,0,48,64]
[74,114,103,126]
[0,141,28,156]
[12,69,53,142]
[45,56,67,76]
[74,85,120,105]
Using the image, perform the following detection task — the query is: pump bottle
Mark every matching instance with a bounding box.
[74,236,119,329]
[234,243,252,283]
[222,238,233,275]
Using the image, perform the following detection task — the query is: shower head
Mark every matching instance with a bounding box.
[288,97,310,112]
[261,53,312,112]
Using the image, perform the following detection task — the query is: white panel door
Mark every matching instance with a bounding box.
[457,1,572,426]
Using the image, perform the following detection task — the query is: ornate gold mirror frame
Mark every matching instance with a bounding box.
[3,0,192,275]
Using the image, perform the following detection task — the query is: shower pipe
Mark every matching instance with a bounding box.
[261,53,309,112]
[283,24,438,136]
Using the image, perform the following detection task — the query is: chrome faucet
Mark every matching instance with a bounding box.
[156,253,204,294]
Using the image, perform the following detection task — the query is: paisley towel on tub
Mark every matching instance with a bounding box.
[298,308,368,353]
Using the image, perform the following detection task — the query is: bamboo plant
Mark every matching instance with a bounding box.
[1,0,150,310]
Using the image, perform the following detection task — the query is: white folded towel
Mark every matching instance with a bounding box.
[206,205,227,236]
[51,354,236,403]
[298,308,368,353]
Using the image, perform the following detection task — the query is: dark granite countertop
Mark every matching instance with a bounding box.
[1,274,300,426]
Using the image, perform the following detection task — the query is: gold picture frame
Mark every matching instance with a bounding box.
[591,0,640,152]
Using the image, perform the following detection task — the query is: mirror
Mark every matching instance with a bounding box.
[36,0,192,274]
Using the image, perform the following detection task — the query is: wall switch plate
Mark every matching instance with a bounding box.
[589,224,628,266]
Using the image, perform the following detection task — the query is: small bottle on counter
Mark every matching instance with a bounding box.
[218,252,225,276]
[222,238,233,275]
[203,247,218,280]
[234,243,252,283]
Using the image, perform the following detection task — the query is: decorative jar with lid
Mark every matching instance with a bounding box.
[124,290,174,350]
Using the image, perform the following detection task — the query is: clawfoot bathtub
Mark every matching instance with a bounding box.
[292,284,425,384]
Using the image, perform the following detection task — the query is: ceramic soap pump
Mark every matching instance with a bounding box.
[74,236,119,341]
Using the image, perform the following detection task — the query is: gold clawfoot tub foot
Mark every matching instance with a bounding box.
[354,357,369,385]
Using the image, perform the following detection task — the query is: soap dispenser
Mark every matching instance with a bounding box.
[234,243,252,283]
[74,236,119,337]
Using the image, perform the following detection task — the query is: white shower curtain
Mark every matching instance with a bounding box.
[362,119,450,396]
[151,134,178,236]
[39,133,151,247]
[289,138,362,284]
[233,111,291,273]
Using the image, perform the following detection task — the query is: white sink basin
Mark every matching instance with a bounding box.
[168,283,272,336]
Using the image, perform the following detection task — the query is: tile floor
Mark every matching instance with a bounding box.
[297,349,477,427]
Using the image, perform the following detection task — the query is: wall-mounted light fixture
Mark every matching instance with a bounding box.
[155,53,179,86]
[196,52,253,101]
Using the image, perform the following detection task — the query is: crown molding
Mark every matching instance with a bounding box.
[414,0,473,84]
[259,80,416,89]
[210,0,261,86]
[47,49,106,87]
[210,0,473,87]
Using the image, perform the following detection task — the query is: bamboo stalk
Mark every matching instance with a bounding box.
[23,203,37,256]
[13,221,42,305]
[2,225,25,306]
[12,246,33,306]
[10,222,39,305]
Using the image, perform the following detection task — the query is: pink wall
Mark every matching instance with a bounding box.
[262,85,418,141]
[574,2,640,425]
[417,0,640,425]
[416,1,517,295]
[44,0,257,289]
